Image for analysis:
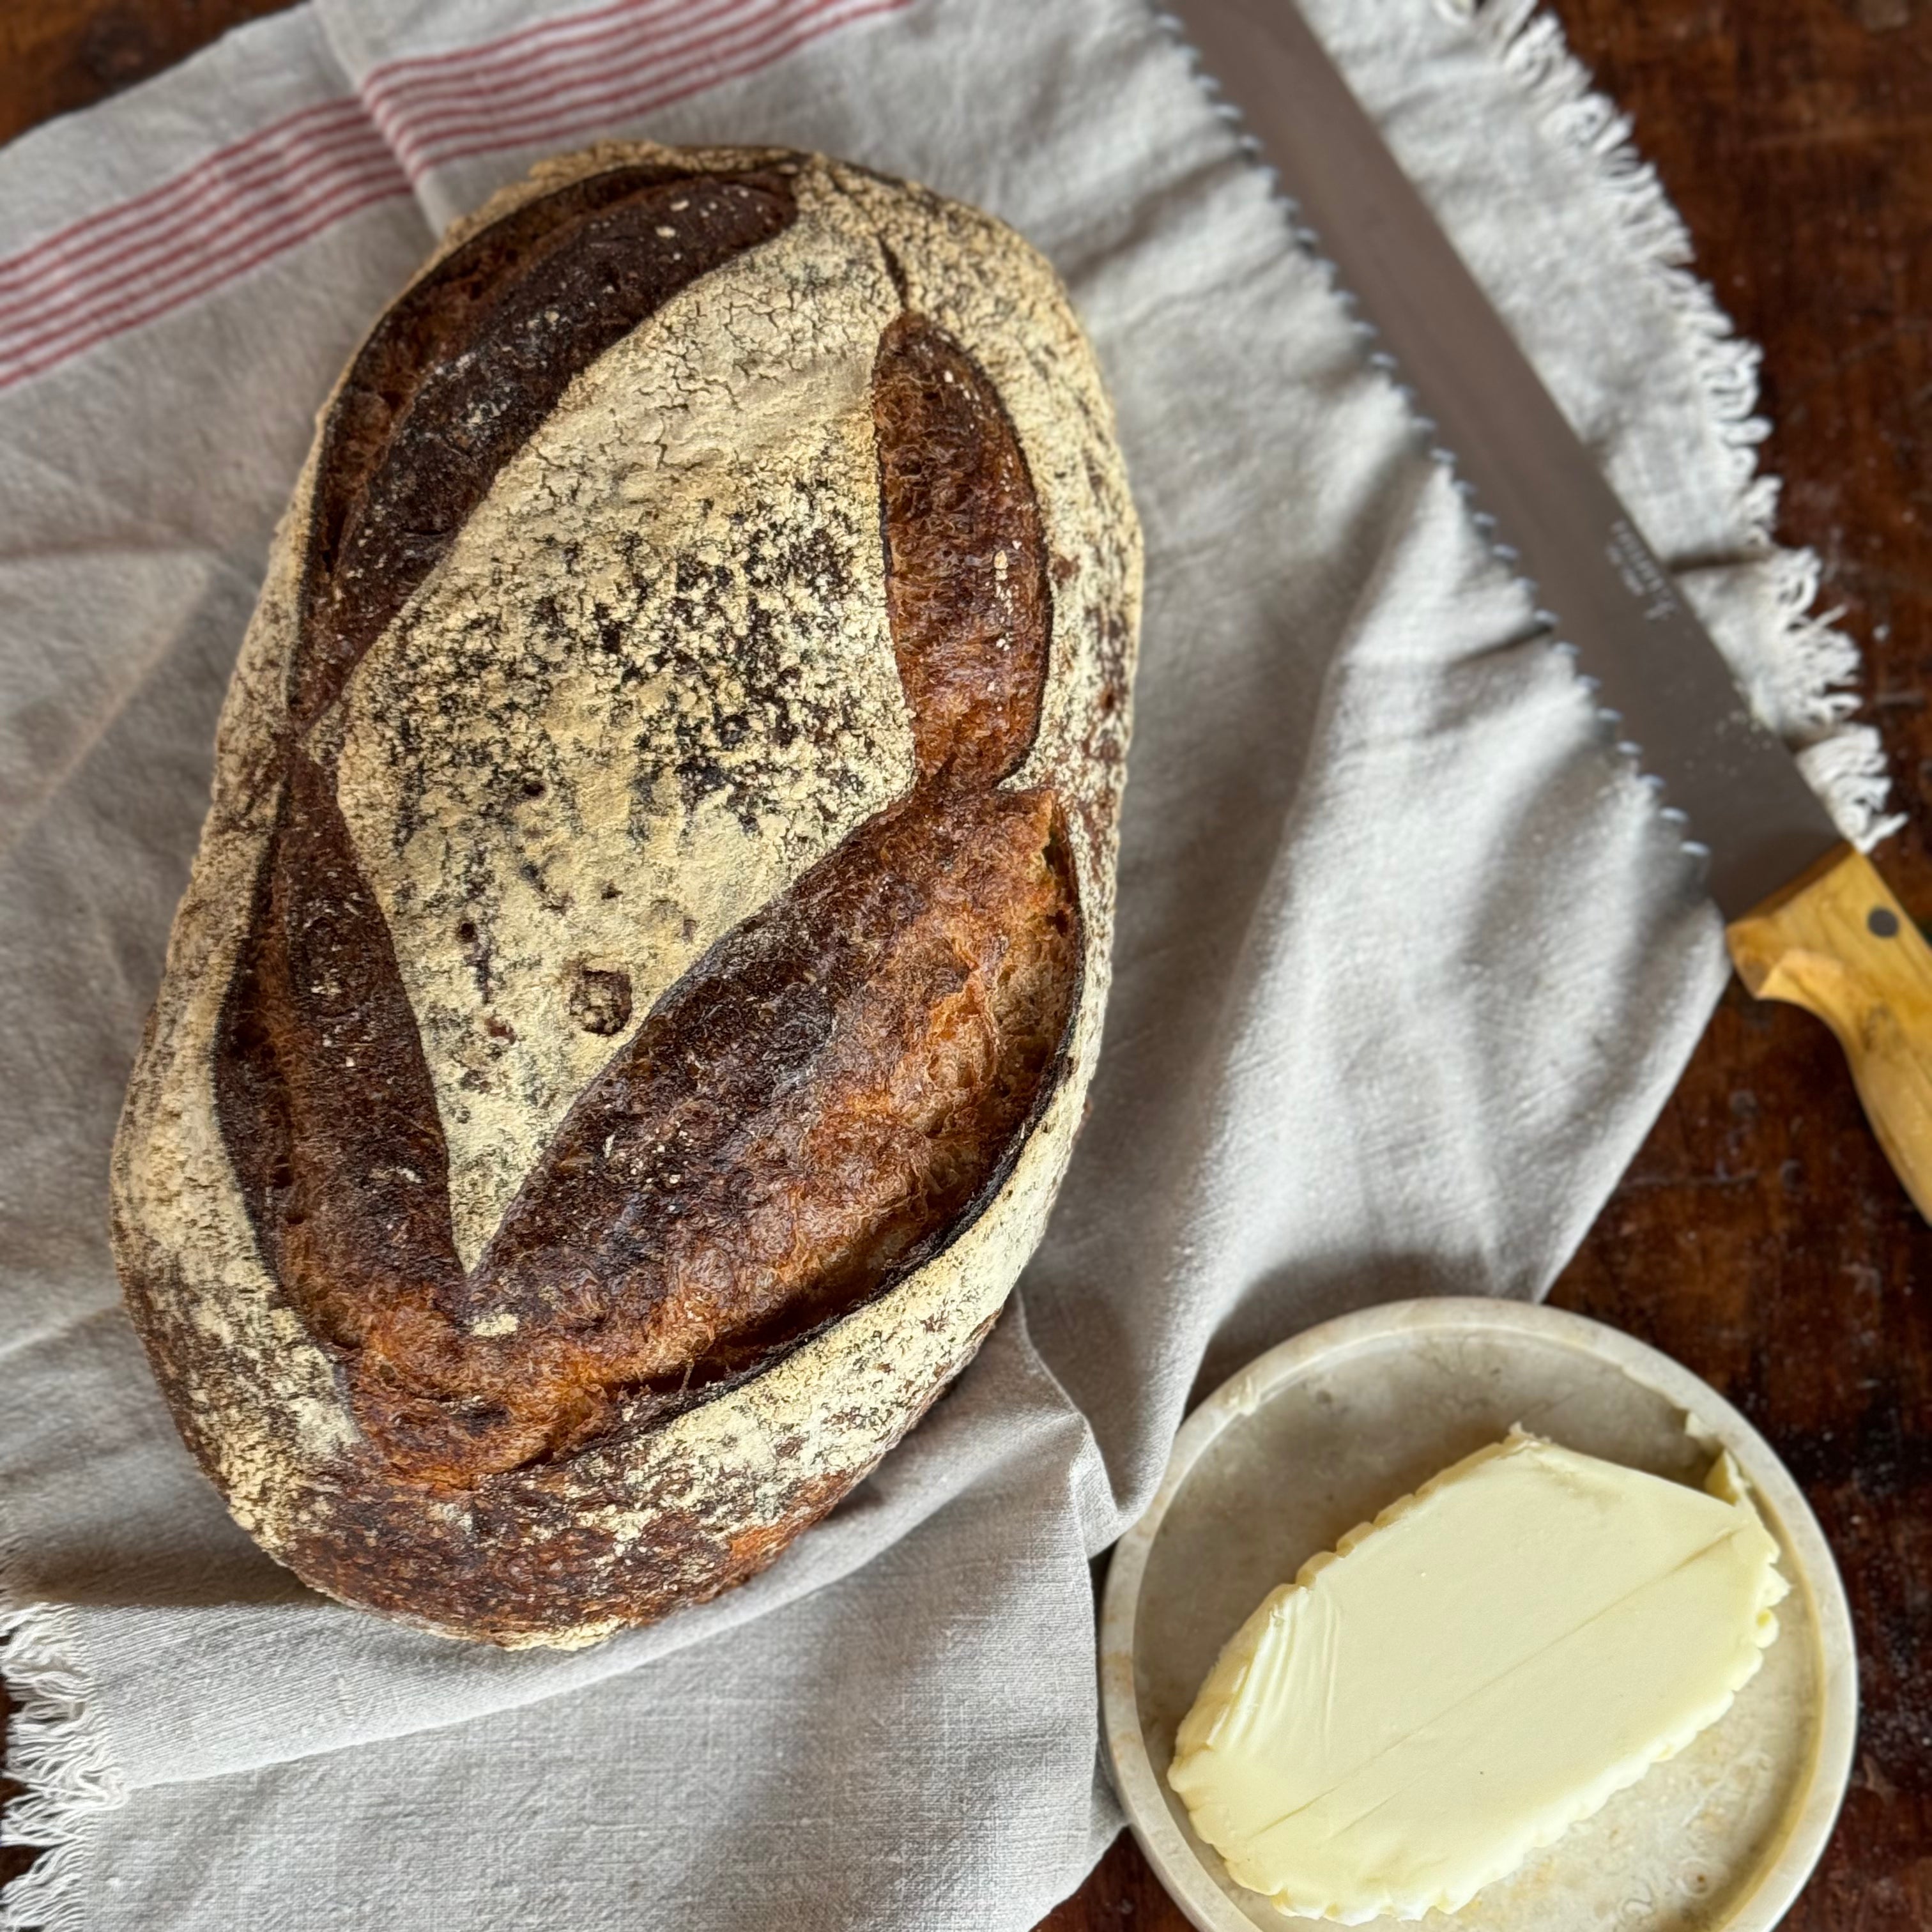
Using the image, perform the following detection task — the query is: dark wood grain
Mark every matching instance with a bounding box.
[0,0,296,144]
[1052,4,1932,1929]
[1538,6,1932,1924]
[0,1,1926,1925]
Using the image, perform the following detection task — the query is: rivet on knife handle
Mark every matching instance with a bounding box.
[1728,848,1932,1218]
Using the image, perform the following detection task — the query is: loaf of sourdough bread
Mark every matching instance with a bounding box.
[109,143,1140,1648]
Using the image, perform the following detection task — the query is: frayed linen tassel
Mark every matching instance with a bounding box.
[1460,0,1901,848]
[1,1604,128,1932]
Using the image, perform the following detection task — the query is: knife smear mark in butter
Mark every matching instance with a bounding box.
[1165,1429,1788,1924]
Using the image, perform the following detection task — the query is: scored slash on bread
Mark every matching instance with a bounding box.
[111,144,1141,1648]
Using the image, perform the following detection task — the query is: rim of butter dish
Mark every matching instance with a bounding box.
[1099,1297,1858,1932]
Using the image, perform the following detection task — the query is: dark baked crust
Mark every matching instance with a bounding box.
[874,310,1052,783]
[112,142,1140,1645]
[298,164,797,730]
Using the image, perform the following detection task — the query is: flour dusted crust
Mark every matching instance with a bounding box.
[111,144,1140,1648]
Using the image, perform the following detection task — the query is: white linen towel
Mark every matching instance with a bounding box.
[0,2,1887,1928]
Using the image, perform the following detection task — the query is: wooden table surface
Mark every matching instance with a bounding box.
[1,2,1926,1926]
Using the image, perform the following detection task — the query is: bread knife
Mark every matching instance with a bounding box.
[1170,0,1932,1217]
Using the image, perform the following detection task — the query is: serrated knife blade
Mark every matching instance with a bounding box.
[1175,0,1932,1216]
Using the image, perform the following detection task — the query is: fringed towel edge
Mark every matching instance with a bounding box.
[1,1601,127,1932]
[1462,0,1901,847]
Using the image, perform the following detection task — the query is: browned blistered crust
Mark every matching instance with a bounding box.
[110,143,1141,1648]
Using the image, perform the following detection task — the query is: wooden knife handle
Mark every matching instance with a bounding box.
[1727,844,1932,1219]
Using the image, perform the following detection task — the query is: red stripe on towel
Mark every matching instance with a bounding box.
[0,0,912,390]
